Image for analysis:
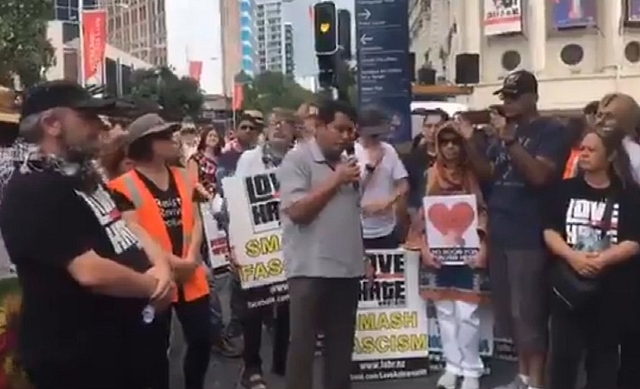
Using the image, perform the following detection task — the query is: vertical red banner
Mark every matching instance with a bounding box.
[82,10,107,83]
[232,83,244,110]
[188,61,203,82]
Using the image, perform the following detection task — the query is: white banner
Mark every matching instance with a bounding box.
[199,196,229,270]
[351,249,429,381]
[484,0,523,36]
[222,171,288,308]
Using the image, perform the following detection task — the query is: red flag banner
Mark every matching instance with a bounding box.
[188,60,203,82]
[233,83,244,111]
[82,10,107,82]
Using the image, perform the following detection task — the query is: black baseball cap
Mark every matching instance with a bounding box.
[493,70,538,97]
[20,80,118,119]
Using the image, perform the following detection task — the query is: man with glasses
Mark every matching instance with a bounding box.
[233,108,297,388]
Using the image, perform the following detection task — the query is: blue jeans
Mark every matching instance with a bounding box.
[208,270,242,338]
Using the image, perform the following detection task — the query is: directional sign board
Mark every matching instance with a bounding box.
[356,0,411,144]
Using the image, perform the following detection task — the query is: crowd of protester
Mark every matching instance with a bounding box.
[1,69,640,389]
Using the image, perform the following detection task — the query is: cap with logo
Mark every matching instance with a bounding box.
[127,113,181,143]
[20,80,119,119]
[493,70,538,97]
[358,107,390,136]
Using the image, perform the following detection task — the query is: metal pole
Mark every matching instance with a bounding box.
[78,0,85,86]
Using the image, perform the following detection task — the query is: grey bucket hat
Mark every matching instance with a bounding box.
[127,113,181,143]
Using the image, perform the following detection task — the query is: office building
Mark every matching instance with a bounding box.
[53,0,97,42]
[221,0,242,93]
[241,0,256,76]
[284,22,294,76]
[256,0,293,74]
[409,0,640,111]
[102,0,168,66]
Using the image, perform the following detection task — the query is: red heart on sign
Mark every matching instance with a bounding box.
[427,202,475,237]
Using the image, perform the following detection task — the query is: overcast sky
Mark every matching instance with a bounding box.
[283,0,354,78]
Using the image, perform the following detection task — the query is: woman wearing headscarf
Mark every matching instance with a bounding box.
[405,122,488,389]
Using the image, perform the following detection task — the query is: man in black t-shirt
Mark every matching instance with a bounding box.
[0,81,173,389]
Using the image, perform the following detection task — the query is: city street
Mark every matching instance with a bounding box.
[169,327,516,389]
[168,281,517,389]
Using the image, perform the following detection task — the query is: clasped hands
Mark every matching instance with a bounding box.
[567,251,607,278]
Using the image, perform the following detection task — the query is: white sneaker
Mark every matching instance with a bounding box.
[437,371,458,389]
[460,377,479,389]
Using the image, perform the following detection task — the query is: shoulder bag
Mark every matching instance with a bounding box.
[550,195,615,312]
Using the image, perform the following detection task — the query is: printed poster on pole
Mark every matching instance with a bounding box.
[222,171,288,308]
[483,0,523,36]
[351,249,429,381]
[199,195,230,270]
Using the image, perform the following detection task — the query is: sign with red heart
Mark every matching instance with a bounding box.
[423,195,480,265]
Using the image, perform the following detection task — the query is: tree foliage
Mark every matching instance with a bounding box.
[241,71,316,114]
[127,67,204,120]
[0,0,55,87]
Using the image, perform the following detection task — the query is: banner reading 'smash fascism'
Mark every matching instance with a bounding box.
[351,249,429,381]
[222,171,288,308]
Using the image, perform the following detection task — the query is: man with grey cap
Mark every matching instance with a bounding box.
[109,113,212,389]
[0,80,174,389]
[355,107,409,249]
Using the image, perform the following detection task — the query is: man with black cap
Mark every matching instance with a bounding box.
[109,113,212,389]
[462,70,569,389]
[0,80,174,389]
[356,107,409,249]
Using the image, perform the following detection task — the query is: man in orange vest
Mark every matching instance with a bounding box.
[110,113,211,389]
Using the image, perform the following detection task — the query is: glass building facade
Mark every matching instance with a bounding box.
[240,0,255,76]
[54,0,98,42]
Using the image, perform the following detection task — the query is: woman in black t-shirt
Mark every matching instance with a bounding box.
[543,126,640,389]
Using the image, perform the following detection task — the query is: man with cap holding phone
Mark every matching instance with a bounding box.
[0,80,174,389]
[356,107,409,249]
[462,70,569,389]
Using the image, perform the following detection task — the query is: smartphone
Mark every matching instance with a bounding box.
[489,104,507,117]
[460,110,491,125]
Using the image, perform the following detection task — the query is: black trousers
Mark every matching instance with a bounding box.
[242,302,290,375]
[143,296,213,389]
[286,277,360,389]
[363,230,400,250]
[548,296,623,389]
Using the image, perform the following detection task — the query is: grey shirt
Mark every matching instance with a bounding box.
[277,140,365,279]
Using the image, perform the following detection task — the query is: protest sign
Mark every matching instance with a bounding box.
[423,194,480,265]
[200,195,230,270]
[351,250,429,381]
[222,171,287,308]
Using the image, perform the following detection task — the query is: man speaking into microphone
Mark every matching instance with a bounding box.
[277,99,364,389]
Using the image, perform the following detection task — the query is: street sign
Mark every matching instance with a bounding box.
[356,0,411,144]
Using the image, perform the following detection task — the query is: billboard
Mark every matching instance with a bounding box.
[483,0,523,36]
[552,0,597,29]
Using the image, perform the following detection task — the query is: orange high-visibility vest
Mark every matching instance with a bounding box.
[109,167,209,302]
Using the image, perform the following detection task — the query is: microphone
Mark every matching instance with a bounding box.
[344,144,359,191]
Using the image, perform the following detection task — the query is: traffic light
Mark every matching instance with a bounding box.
[337,9,351,60]
[314,1,338,55]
